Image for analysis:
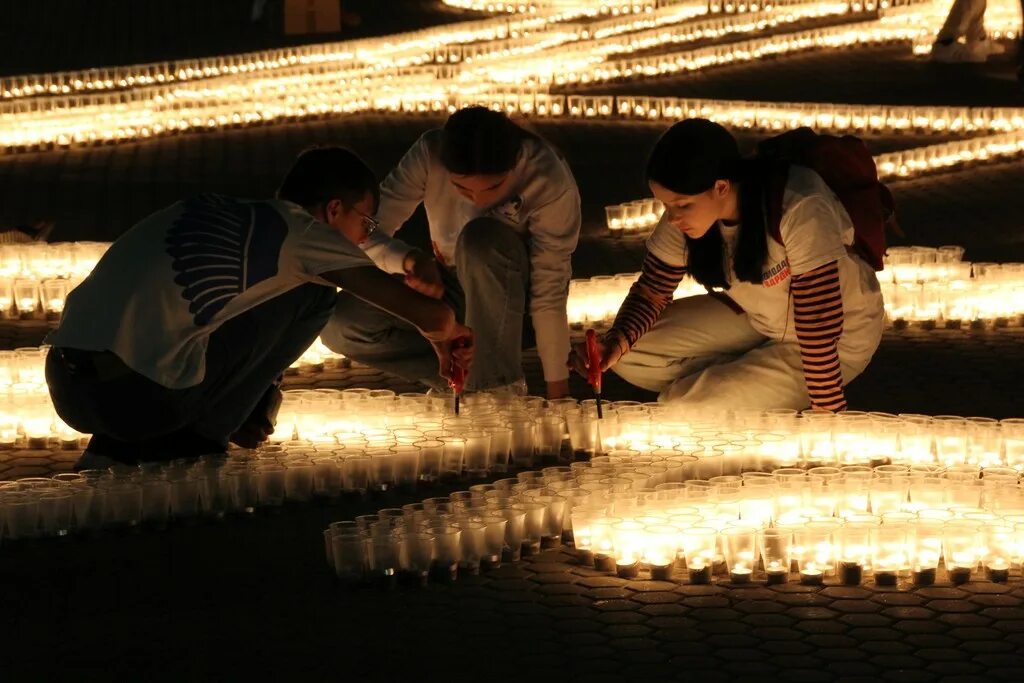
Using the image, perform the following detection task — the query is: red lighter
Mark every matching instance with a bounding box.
[585,329,603,419]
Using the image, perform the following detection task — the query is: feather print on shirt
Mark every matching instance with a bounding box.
[165,194,288,326]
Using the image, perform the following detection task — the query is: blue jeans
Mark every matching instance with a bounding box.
[320,217,531,391]
[46,283,336,463]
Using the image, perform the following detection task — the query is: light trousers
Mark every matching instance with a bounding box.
[612,294,879,412]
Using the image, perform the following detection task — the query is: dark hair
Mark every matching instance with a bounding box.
[440,106,531,175]
[277,146,379,213]
[645,119,770,288]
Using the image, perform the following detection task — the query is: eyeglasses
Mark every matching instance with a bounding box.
[356,211,379,237]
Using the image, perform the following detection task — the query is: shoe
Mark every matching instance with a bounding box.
[968,38,1007,58]
[73,450,119,472]
[479,378,529,399]
[930,40,987,64]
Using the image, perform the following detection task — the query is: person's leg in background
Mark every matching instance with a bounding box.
[932,0,997,61]
[319,269,464,389]
[611,294,768,394]
[660,341,873,412]
[454,217,531,392]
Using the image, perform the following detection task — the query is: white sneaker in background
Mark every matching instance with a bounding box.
[930,40,987,64]
[482,378,529,399]
[968,38,1007,58]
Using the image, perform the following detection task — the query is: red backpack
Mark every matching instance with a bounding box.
[757,128,900,272]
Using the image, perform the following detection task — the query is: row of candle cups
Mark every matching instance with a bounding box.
[324,461,1024,588]
[571,511,1024,587]
[604,198,664,234]
[0,277,73,320]
[0,242,107,280]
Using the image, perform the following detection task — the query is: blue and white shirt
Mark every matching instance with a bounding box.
[47,195,369,388]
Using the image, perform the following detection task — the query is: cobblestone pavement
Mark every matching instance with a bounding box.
[4,10,1024,680]
[3,490,1024,681]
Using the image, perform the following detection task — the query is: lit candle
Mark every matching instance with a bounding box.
[765,560,788,585]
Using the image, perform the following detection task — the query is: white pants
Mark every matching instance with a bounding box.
[611,295,879,412]
[936,0,988,42]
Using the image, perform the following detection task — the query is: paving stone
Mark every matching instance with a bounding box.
[924,661,986,676]
[970,653,1024,668]
[839,614,893,628]
[872,592,926,606]
[806,634,859,649]
[622,580,676,593]
[550,605,599,620]
[603,624,652,639]
[553,619,605,633]
[958,639,1018,654]
[607,636,658,651]
[679,595,731,609]
[645,616,696,629]
[892,619,949,635]
[831,600,883,614]
[990,619,1024,632]
[651,627,705,643]
[586,587,635,600]
[795,619,850,634]
[593,599,637,612]
[757,640,816,656]
[903,634,960,650]
[938,614,993,628]
[822,587,875,600]
[928,600,982,614]
[789,606,840,620]
[673,585,726,597]
[638,604,689,617]
[630,592,681,605]
[882,606,936,620]
[861,640,915,656]
[846,627,903,642]
[560,631,608,647]
[915,588,969,600]
[595,610,647,626]
[695,620,750,636]
[735,599,789,614]
[826,661,882,678]
[751,626,805,641]
[879,669,936,683]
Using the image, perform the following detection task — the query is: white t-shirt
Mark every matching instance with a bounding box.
[46,195,370,389]
[359,129,581,382]
[645,166,883,361]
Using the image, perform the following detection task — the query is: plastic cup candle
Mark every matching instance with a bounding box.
[643,524,678,581]
[943,520,982,585]
[605,204,625,234]
[909,520,942,586]
[797,521,839,585]
[612,520,644,578]
[759,528,792,585]
[591,517,620,572]
[839,520,875,585]
[983,524,1015,582]
[683,527,717,584]
[871,525,908,586]
[723,526,757,584]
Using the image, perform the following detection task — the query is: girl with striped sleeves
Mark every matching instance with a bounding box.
[568,119,884,412]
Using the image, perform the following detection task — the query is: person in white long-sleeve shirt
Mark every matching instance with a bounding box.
[321,106,581,398]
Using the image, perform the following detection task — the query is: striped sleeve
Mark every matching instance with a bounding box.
[791,260,846,412]
[605,251,687,354]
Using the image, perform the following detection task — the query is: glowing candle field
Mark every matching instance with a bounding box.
[0,0,1020,188]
